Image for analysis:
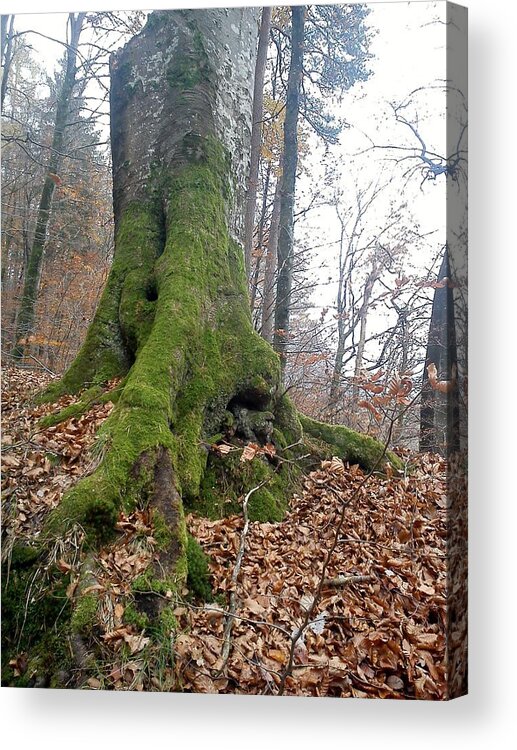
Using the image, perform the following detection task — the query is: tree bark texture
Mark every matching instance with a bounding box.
[273,5,305,376]
[243,6,272,276]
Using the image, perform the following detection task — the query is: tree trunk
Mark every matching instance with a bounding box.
[420,248,460,454]
[43,6,293,550]
[261,173,282,343]
[273,6,305,377]
[1,14,15,109]
[249,160,272,316]
[243,7,272,276]
[12,13,85,359]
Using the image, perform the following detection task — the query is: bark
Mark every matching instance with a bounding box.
[273,6,305,376]
[249,160,272,315]
[11,13,85,358]
[419,248,460,454]
[1,14,14,109]
[243,7,272,276]
[261,173,282,343]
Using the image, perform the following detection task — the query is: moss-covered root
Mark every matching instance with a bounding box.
[299,413,403,473]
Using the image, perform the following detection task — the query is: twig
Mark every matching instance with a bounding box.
[214,476,272,676]
[322,574,375,587]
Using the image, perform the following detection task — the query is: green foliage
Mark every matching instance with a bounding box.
[71,593,98,635]
[1,562,72,686]
[186,534,212,601]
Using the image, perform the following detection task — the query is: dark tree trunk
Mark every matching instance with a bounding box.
[261,174,282,343]
[273,5,305,377]
[420,247,460,455]
[12,13,85,359]
[243,6,272,276]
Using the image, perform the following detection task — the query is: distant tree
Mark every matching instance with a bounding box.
[420,247,460,454]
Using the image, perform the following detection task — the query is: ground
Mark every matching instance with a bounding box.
[1,366,467,697]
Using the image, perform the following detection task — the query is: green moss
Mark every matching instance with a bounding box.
[38,385,104,427]
[132,571,171,596]
[71,593,98,635]
[152,509,173,550]
[124,603,149,631]
[9,543,41,568]
[1,563,71,686]
[186,533,212,601]
[194,449,293,522]
[299,413,403,472]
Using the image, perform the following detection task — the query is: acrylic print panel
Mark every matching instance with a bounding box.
[1,2,467,699]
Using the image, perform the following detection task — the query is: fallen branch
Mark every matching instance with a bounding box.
[323,574,375,587]
[214,476,272,676]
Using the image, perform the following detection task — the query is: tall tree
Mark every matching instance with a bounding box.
[243,6,272,276]
[274,5,305,375]
[11,12,85,358]
[420,247,460,454]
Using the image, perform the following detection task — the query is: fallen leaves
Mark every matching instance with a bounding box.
[177,451,465,700]
[2,366,467,699]
[1,367,118,548]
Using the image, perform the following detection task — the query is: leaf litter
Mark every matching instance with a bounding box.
[1,366,467,697]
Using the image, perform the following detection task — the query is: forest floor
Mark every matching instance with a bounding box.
[1,366,466,698]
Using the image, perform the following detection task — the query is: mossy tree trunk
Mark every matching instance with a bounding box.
[44,7,285,565]
[41,8,400,590]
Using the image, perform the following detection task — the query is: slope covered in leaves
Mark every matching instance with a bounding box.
[177,453,459,699]
[1,366,465,698]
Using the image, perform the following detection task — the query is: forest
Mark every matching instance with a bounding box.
[1,4,467,699]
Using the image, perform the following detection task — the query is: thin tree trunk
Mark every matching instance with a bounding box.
[261,173,282,343]
[12,13,85,358]
[1,14,15,109]
[352,261,380,403]
[328,215,348,417]
[243,7,272,276]
[249,160,272,316]
[274,5,305,377]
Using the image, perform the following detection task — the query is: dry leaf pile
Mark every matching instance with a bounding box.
[1,367,466,698]
[177,454,463,699]
[1,366,117,548]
